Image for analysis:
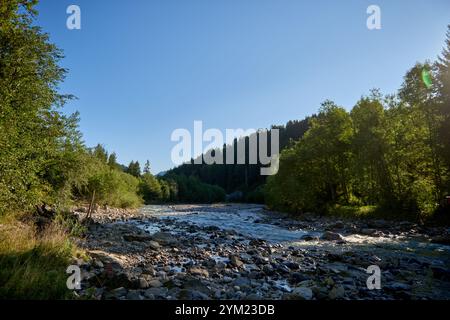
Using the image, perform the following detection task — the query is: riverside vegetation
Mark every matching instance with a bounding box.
[0,0,450,299]
[0,0,224,299]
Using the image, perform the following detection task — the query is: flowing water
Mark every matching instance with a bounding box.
[139,204,314,242]
[137,205,450,266]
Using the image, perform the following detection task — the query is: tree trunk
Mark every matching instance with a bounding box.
[85,189,96,222]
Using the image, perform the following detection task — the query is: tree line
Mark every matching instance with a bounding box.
[1,0,449,221]
[168,27,450,221]
[266,31,450,220]
[167,118,311,201]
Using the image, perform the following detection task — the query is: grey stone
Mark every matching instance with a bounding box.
[107,287,127,299]
[138,278,149,289]
[148,279,163,288]
[230,255,244,267]
[233,277,251,288]
[290,287,314,300]
[320,231,344,241]
[178,289,210,300]
[126,290,142,300]
[144,287,168,297]
[189,267,209,277]
[329,285,345,300]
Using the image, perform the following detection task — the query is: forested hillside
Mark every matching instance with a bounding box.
[166,118,311,201]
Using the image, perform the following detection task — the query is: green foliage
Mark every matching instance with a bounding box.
[143,160,151,174]
[160,178,179,202]
[139,172,162,203]
[0,0,79,214]
[165,174,226,203]
[107,152,119,169]
[266,101,353,213]
[80,161,143,209]
[54,210,87,237]
[167,119,311,194]
[266,31,450,220]
[126,161,141,177]
[0,218,80,299]
[244,185,265,204]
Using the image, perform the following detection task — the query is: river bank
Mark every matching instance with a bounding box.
[72,204,450,300]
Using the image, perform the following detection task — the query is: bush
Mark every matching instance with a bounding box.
[74,158,143,209]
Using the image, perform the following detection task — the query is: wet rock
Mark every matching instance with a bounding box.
[300,234,319,241]
[320,231,344,241]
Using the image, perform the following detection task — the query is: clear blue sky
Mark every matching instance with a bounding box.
[35,0,450,174]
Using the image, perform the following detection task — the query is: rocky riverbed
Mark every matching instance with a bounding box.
[72,204,450,300]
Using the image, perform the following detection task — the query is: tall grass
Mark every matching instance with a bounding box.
[0,215,83,299]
